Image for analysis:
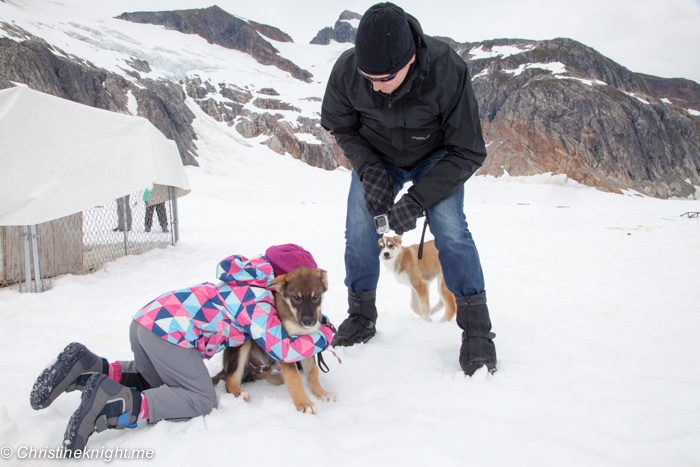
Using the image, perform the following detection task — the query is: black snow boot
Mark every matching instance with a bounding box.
[64,374,141,456]
[332,289,378,346]
[456,292,497,376]
[30,342,108,410]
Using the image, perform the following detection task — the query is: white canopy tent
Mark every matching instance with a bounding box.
[0,86,190,226]
[0,85,192,291]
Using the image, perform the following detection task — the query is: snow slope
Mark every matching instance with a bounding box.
[1,1,700,465]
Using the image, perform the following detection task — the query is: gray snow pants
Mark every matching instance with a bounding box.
[119,321,217,423]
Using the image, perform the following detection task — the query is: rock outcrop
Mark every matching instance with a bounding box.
[182,74,349,170]
[235,113,348,169]
[637,74,700,113]
[248,20,293,43]
[0,34,199,166]
[252,97,301,113]
[116,6,312,82]
[310,11,361,45]
[185,75,252,124]
[457,38,700,197]
[258,88,280,96]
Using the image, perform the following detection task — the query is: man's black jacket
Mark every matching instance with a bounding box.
[321,14,487,210]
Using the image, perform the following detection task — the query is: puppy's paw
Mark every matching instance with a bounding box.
[259,372,284,385]
[296,402,317,414]
[227,385,250,402]
[318,392,336,402]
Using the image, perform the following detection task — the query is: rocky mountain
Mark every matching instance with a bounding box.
[310,10,361,45]
[452,38,700,198]
[116,6,311,82]
[308,12,700,198]
[2,2,698,198]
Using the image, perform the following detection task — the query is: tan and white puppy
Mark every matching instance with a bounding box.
[211,267,335,414]
[378,235,456,322]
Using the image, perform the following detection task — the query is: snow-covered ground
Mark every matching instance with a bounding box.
[2,116,700,466]
[1,1,700,465]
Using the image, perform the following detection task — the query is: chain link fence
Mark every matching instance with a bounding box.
[1,188,179,292]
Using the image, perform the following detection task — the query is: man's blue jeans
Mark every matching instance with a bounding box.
[344,151,485,298]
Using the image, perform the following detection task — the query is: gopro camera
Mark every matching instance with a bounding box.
[374,214,390,234]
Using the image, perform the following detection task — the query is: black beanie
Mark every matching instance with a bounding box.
[355,3,416,75]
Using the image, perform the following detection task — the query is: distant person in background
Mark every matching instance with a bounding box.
[143,184,169,233]
[114,195,132,232]
[321,2,497,375]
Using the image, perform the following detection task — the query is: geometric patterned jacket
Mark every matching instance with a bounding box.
[132,254,333,362]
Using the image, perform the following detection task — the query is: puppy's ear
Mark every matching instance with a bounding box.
[317,269,328,291]
[394,235,403,245]
[268,274,287,293]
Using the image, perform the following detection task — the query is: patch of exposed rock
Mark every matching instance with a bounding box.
[248,20,293,43]
[183,75,349,170]
[232,112,348,169]
[116,6,312,82]
[234,113,349,169]
[310,10,361,45]
[252,97,301,113]
[637,74,700,112]
[185,75,252,124]
[126,57,151,74]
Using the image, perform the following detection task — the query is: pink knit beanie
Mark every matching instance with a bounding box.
[265,244,317,276]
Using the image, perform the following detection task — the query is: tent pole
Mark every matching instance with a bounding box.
[122,196,129,256]
[30,225,43,293]
[22,226,33,292]
[170,186,179,245]
[17,230,24,293]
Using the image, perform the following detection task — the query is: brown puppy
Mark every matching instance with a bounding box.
[211,267,335,414]
[378,235,457,322]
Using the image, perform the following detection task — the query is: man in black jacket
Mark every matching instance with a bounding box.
[321,2,496,376]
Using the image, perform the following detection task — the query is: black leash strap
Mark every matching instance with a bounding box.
[418,217,429,260]
[317,352,330,373]
[321,315,336,333]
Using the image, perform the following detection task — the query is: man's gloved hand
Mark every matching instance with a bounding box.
[362,163,394,214]
[389,194,424,235]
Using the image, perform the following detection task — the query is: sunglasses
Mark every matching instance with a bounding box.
[358,69,398,82]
